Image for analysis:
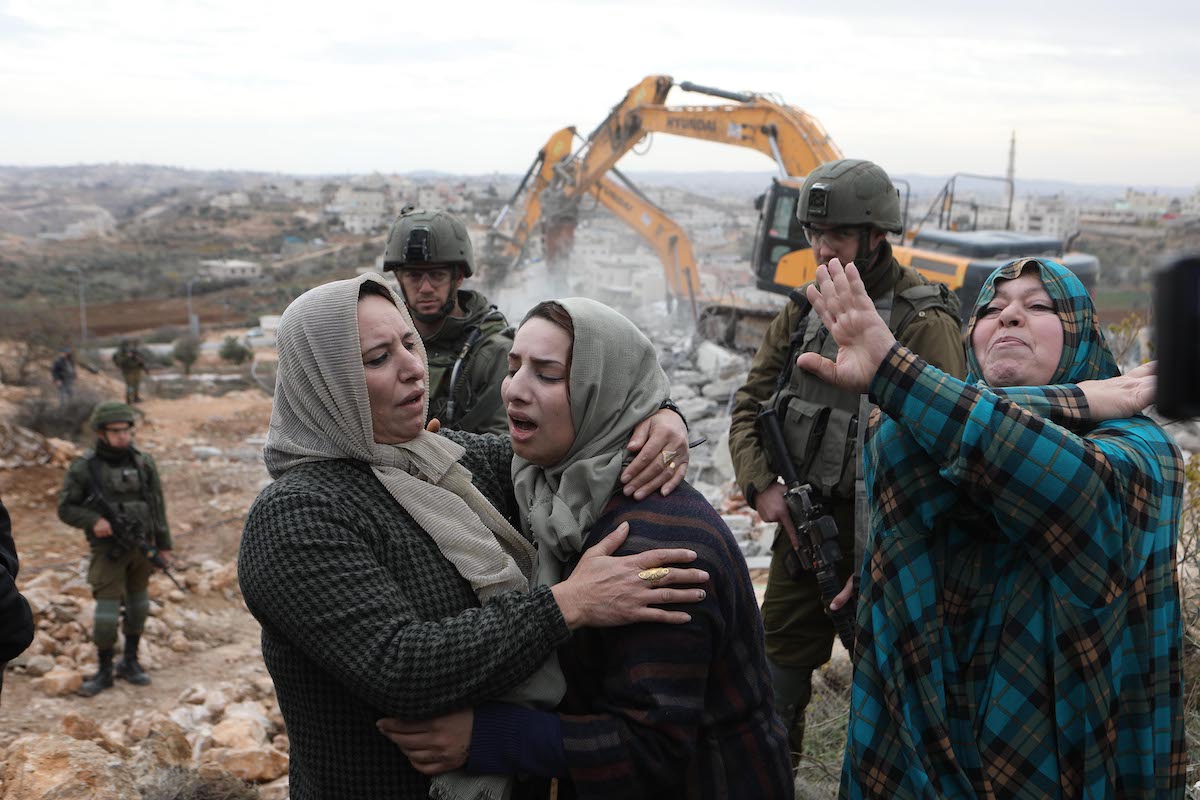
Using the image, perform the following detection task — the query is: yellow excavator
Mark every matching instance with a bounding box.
[485,75,1099,349]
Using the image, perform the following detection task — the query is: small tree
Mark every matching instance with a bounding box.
[218,335,253,365]
[172,335,201,376]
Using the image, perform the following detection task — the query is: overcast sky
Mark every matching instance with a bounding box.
[2,0,1197,187]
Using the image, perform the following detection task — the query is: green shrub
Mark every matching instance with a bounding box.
[172,335,201,375]
[218,335,253,365]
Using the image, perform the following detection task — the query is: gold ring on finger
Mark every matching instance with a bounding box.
[638,567,670,583]
[660,449,678,466]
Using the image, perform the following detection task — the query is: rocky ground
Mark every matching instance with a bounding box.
[1,363,290,798]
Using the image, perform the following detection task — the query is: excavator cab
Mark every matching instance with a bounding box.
[751,174,1100,323]
[751,179,820,293]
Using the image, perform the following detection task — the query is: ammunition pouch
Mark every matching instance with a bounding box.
[775,395,857,499]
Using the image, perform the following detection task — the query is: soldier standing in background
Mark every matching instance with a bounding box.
[728,159,967,764]
[113,339,148,404]
[58,401,173,697]
[51,347,77,408]
[381,208,513,435]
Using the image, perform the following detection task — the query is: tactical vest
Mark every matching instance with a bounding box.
[426,307,512,426]
[81,448,159,545]
[765,270,960,500]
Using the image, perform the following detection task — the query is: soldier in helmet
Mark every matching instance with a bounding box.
[58,401,173,697]
[728,159,967,764]
[381,208,513,435]
[112,339,148,404]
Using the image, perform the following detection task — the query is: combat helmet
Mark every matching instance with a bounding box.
[90,401,136,430]
[382,208,475,278]
[796,159,903,234]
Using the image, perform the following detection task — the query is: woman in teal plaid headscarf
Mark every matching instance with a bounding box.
[842,258,1185,798]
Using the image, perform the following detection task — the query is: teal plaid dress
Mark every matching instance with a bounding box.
[842,258,1186,798]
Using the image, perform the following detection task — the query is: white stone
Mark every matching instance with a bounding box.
[693,341,745,379]
[721,515,752,535]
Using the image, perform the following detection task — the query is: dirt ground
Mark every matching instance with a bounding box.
[0,376,276,745]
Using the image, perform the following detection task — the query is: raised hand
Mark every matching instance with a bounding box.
[795,258,896,393]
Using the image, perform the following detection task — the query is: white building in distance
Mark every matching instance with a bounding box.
[201,259,262,280]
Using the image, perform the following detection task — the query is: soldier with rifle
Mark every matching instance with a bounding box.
[728,159,967,764]
[58,401,175,697]
[113,339,149,404]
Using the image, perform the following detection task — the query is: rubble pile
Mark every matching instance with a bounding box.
[0,421,79,469]
[2,559,290,799]
[13,558,240,689]
[2,692,289,800]
[648,324,773,567]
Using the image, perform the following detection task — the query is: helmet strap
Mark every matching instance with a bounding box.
[855,229,885,271]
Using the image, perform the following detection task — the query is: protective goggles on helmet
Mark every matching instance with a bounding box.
[800,223,865,248]
[398,267,454,288]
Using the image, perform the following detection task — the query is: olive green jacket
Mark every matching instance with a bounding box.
[730,250,967,506]
[423,289,513,436]
[57,445,172,553]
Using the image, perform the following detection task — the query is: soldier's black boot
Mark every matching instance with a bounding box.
[78,648,114,697]
[115,634,151,686]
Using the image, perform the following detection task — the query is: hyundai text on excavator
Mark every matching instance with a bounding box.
[485,75,1099,350]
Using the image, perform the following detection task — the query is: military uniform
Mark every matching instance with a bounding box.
[58,414,171,695]
[382,207,515,437]
[423,289,513,436]
[112,345,147,404]
[729,244,966,758]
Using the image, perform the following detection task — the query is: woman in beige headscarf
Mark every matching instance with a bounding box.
[238,276,703,800]
[383,299,792,800]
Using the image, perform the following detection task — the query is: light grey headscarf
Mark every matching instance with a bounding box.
[511,298,672,586]
[264,273,561,800]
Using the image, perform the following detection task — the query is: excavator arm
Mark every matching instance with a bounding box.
[588,174,703,317]
[565,76,841,193]
[485,127,577,281]
[483,76,841,298]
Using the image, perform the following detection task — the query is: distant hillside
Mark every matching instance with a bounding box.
[619,170,1196,204]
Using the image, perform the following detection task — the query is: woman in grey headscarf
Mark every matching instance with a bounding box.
[238,276,703,800]
[383,299,793,800]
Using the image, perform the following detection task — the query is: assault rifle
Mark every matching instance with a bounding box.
[86,461,185,593]
[756,406,854,651]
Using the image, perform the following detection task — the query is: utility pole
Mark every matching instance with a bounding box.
[66,266,88,346]
[1005,130,1016,230]
[185,278,199,336]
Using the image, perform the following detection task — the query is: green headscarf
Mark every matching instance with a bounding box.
[511,298,671,586]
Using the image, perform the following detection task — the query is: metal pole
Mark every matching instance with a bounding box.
[186,278,199,336]
[67,267,87,346]
[78,278,87,345]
